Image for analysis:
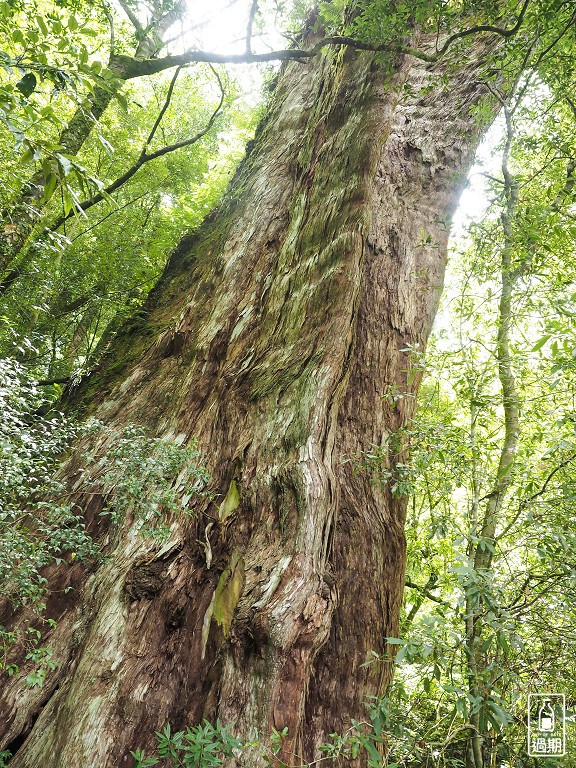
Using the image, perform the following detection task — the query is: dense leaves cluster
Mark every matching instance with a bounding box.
[0,0,110,162]
[0,357,94,608]
[85,424,210,540]
[131,721,243,768]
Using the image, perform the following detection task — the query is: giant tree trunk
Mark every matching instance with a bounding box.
[0,30,497,767]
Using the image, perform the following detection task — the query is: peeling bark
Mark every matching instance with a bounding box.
[0,31,499,768]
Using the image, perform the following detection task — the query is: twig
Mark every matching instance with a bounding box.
[116,0,144,35]
[101,0,115,57]
[68,188,154,242]
[405,579,447,605]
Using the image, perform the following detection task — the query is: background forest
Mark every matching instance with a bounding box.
[1,0,576,766]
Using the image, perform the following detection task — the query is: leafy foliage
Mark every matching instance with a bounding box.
[131,721,243,768]
[0,357,97,687]
[0,356,95,608]
[82,424,210,540]
[0,0,115,193]
[0,64,256,381]
[0,358,210,688]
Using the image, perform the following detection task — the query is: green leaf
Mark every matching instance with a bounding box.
[20,146,34,165]
[42,172,58,203]
[62,186,74,216]
[35,15,48,36]
[532,334,550,352]
[56,154,72,177]
[129,750,159,767]
[16,73,37,98]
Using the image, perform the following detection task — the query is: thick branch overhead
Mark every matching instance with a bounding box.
[110,1,532,78]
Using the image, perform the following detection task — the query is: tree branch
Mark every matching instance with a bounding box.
[116,0,145,35]
[433,0,531,56]
[102,0,116,57]
[245,0,259,55]
[402,574,448,631]
[405,578,447,605]
[68,188,154,243]
[110,1,533,79]
[473,104,520,573]
[47,66,226,231]
[145,65,184,151]
[138,0,188,59]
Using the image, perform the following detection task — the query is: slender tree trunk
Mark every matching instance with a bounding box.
[0,31,499,767]
[465,104,521,768]
[0,87,113,282]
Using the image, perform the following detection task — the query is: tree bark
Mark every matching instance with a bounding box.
[0,30,498,768]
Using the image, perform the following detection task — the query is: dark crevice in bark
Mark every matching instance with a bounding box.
[4,719,36,760]
[3,684,60,763]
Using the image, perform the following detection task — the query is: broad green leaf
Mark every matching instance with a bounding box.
[16,73,37,98]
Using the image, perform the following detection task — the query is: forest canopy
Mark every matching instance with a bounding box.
[1,0,576,767]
